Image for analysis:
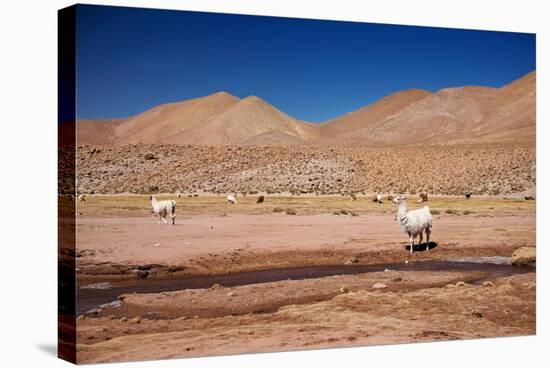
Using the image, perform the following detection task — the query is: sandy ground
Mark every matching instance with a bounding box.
[72,196,535,363]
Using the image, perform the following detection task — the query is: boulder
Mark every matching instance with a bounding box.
[511,247,536,267]
[372,282,387,289]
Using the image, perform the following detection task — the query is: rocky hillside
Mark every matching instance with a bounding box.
[72,144,535,196]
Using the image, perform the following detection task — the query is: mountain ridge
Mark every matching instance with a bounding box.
[74,71,535,146]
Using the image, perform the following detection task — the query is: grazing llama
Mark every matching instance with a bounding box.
[150,195,176,225]
[418,192,428,202]
[393,195,432,253]
[227,194,237,204]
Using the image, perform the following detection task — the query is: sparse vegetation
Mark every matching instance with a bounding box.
[71,144,535,196]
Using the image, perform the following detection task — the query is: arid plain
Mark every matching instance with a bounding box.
[64,72,536,363]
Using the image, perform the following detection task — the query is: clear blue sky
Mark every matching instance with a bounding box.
[75,4,535,122]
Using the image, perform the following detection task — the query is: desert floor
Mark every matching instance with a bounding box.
[73,195,535,363]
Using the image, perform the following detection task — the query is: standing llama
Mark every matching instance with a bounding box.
[150,195,176,225]
[393,195,432,253]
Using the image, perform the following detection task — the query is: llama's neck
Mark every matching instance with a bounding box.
[397,201,408,221]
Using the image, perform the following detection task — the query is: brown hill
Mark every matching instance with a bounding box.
[77,92,318,146]
[319,89,432,144]
[320,72,535,146]
[113,92,240,145]
[162,95,320,145]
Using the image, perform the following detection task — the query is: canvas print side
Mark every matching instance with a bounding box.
[58,5,77,364]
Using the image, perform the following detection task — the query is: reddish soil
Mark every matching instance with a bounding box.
[72,196,536,363]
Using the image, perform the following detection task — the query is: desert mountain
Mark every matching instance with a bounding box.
[75,71,535,146]
[319,71,535,145]
[162,95,320,145]
[77,92,318,146]
[319,89,433,142]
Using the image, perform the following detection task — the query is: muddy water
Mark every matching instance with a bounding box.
[77,258,530,315]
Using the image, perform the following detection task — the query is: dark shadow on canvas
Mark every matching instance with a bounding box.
[36,343,57,357]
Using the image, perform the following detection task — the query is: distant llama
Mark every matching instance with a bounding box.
[227,194,237,204]
[150,195,176,225]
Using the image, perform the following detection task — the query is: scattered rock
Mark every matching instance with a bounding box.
[455,281,467,287]
[210,283,224,290]
[136,270,149,279]
[77,315,86,321]
[226,292,235,297]
[397,299,411,306]
[144,153,156,160]
[137,264,154,271]
[340,286,349,293]
[120,317,127,322]
[372,283,387,289]
[511,247,536,267]
[471,309,483,318]
[482,281,494,288]
[167,265,184,273]
[130,316,141,324]
[392,277,402,282]
[344,256,359,266]
[497,284,516,293]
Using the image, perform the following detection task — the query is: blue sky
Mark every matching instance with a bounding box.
[76,5,535,122]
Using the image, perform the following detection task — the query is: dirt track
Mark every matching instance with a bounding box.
[71,195,536,363]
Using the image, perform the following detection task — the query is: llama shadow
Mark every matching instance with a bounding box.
[405,241,438,252]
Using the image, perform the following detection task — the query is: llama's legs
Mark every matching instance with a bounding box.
[426,228,431,251]
[409,233,414,253]
[419,232,424,249]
